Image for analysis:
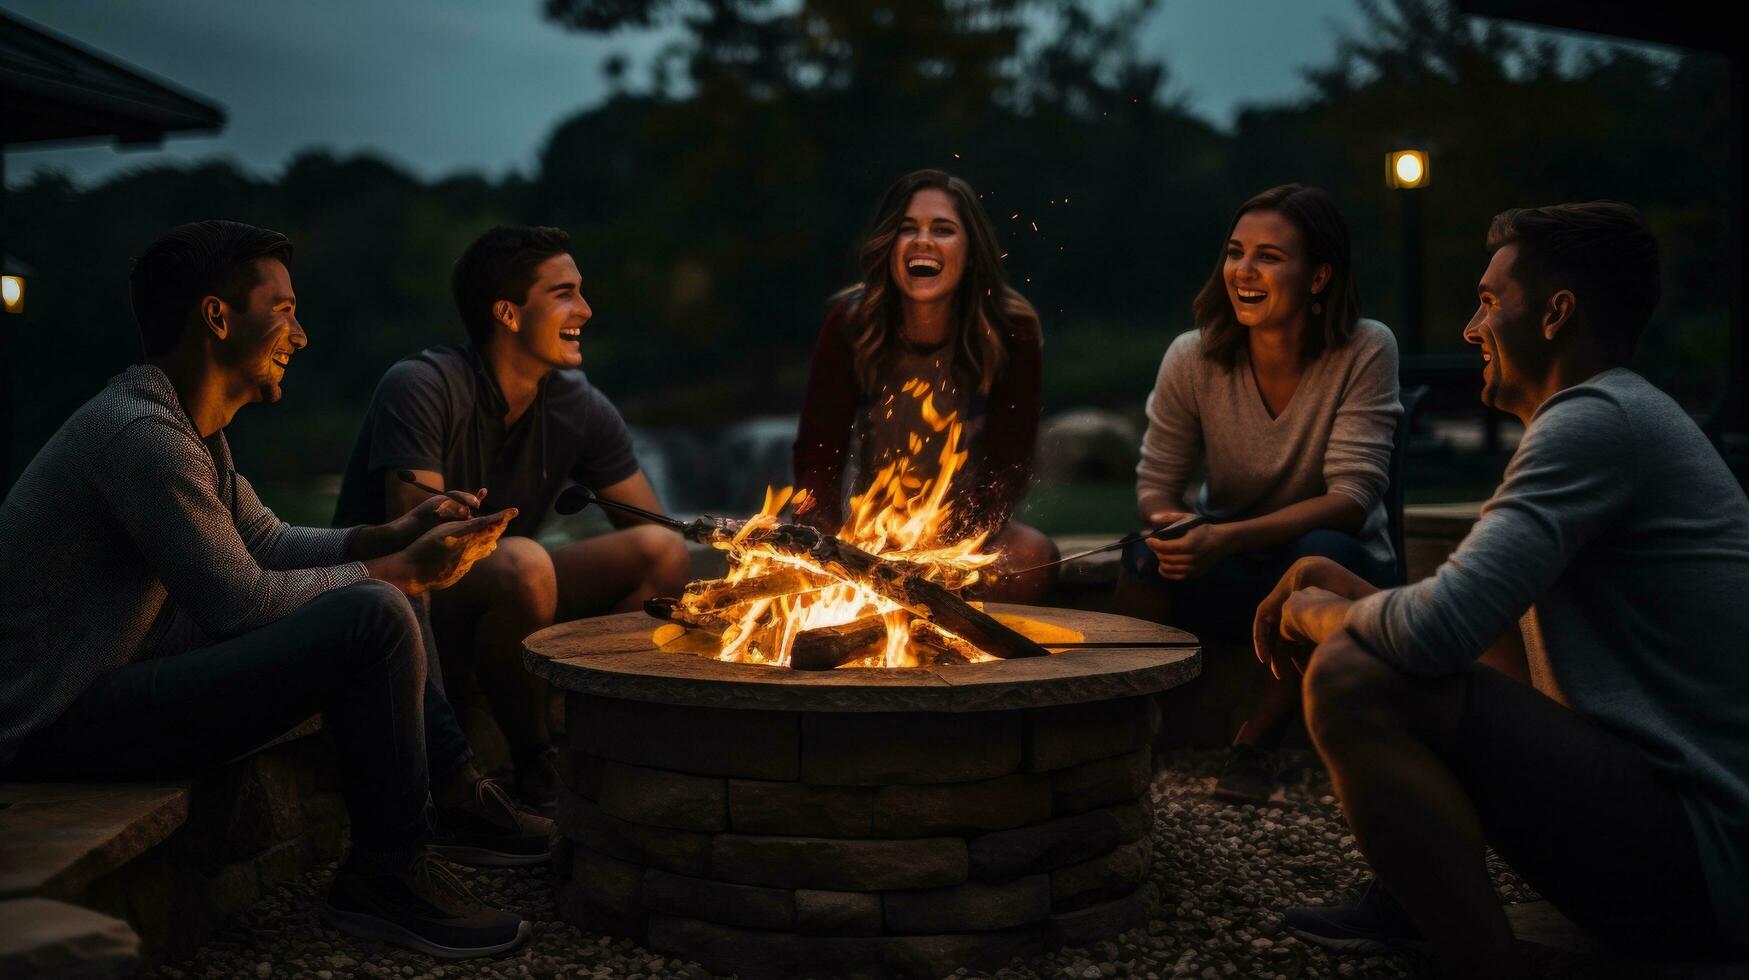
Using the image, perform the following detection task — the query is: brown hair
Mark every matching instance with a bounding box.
[1192,184,1360,369]
[1485,202,1660,357]
[838,170,1039,396]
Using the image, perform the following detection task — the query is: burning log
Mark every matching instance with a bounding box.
[680,516,1050,661]
[789,617,888,671]
[681,568,835,614]
[910,619,987,664]
[645,597,732,634]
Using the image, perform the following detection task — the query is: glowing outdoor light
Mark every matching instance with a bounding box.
[1,275,22,315]
[1387,149,1429,189]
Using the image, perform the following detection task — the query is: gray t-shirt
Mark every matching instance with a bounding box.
[1346,368,1749,943]
[1136,319,1401,565]
[333,344,640,538]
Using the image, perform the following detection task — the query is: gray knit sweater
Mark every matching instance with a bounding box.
[1346,368,1749,944]
[0,366,365,762]
[1135,319,1401,565]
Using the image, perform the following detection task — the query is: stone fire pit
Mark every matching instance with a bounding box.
[523,604,1200,979]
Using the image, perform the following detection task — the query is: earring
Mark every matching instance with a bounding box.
[1311,300,1322,316]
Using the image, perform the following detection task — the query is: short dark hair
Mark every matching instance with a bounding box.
[451,225,574,346]
[1486,202,1661,355]
[1193,184,1361,369]
[129,220,294,357]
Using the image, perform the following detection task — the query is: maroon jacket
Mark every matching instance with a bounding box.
[792,300,1042,538]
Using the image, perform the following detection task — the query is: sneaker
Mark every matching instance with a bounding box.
[429,776,554,867]
[1284,878,1430,954]
[1210,743,1276,805]
[512,746,563,817]
[322,850,531,959]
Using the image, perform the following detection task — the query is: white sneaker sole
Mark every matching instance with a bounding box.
[320,905,532,959]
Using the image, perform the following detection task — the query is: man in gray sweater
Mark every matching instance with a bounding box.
[1255,203,1748,976]
[0,221,535,958]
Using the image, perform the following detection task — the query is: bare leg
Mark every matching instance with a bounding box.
[550,524,692,619]
[966,521,1058,604]
[1232,673,1300,747]
[1302,633,1525,980]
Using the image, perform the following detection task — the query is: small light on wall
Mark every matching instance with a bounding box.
[1,275,23,315]
[1386,149,1429,189]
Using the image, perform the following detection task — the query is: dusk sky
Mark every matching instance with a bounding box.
[5,1,1639,189]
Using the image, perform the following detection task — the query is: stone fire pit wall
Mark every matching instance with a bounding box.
[526,606,1199,979]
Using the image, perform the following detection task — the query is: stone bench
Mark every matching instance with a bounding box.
[0,716,348,975]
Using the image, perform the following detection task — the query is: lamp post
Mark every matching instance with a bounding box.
[1387,148,1429,356]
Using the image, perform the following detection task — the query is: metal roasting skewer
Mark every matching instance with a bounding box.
[1003,514,1209,577]
[554,483,689,531]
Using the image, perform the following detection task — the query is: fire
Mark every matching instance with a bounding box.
[682,379,999,668]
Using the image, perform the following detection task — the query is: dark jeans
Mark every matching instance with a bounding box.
[1427,663,1728,954]
[8,580,456,859]
[1122,528,1395,641]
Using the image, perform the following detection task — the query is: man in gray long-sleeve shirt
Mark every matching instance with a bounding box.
[1254,203,1748,977]
[0,221,533,958]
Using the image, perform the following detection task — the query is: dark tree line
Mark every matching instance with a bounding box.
[2,0,1730,483]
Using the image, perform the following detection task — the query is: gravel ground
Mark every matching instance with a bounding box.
[147,749,1594,980]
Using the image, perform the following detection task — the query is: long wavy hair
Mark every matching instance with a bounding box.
[1192,184,1360,369]
[837,170,1039,396]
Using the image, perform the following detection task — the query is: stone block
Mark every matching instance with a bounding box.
[570,693,800,780]
[871,773,1052,837]
[557,879,646,940]
[728,780,873,837]
[1025,696,1152,772]
[564,750,606,799]
[642,868,794,931]
[647,914,1043,980]
[596,761,727,832]
[968,807,1129,883]
[0,897,139,979]
[1051,746,1153,815]
[571,847,647,916]
[800,710,1022,785]
[1051,838,1152,910]
[794,889,883,937]
[1048,893,1147,947]
[711,834,967,891]
[301,793,349,861]
[0,782,188,902]
[883,875,1051,933]
[254,838,312,889]
[560,794,712,877]
[1112,799,1151,843]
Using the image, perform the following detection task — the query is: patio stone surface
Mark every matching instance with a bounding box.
[142,750,1658,980]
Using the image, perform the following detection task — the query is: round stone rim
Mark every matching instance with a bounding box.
[523,604,1201,713]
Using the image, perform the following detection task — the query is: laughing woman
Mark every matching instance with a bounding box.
[793,169,1058,602]
[1117,184,1401,803]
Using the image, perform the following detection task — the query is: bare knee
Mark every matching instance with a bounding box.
[1001,522,1058,569]
[475,536,558,623]
[631,525,690,594]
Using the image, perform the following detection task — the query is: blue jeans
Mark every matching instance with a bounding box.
[1121,528,1394,642]
[7,580,467,859]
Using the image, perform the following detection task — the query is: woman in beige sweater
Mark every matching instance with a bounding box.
[1117,184,1401,803]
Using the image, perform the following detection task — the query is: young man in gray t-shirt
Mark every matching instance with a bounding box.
[1255,203,1748,975]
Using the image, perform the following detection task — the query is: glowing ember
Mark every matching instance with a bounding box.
[671,380,1000,668]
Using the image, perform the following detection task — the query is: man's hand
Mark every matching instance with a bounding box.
[393,487,485,545]
[364,508,516,596]
[1144,509,1227,580]
[1252,556,1379,679]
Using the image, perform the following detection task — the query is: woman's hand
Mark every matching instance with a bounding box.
[1145,515,1229,580]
